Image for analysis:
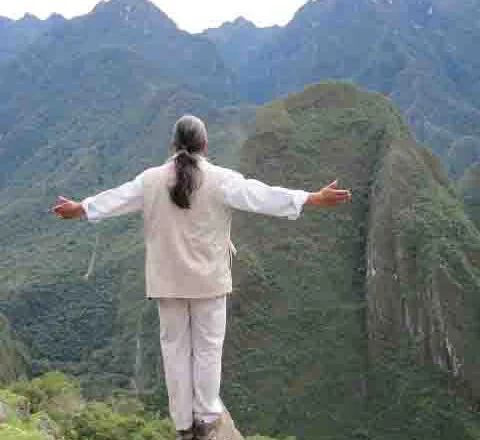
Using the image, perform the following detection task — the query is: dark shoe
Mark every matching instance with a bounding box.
[176,426,195,440]
[194,417,222,440]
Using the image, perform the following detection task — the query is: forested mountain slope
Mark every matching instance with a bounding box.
[222,82,480,439]
[0,13,65,66]
[0,0,237,156]
[0,314,28,385]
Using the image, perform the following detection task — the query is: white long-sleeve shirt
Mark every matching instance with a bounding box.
[82,168,310,222]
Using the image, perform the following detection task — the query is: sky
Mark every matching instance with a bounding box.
[0,0,308,33]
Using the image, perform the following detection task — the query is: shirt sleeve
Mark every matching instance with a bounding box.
[81,172,144,222]
[220,170,310,220]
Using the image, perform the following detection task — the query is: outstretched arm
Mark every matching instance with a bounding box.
[221,171,351,220]
[53,173,144,221]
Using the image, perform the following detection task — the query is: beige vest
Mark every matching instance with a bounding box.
[142,157,235,299]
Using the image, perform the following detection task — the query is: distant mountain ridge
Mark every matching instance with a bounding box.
[201,17,280,73]
[7,0,480,188]
[0,0,242,185]
[37,0,237,104]
[0,12,66,66]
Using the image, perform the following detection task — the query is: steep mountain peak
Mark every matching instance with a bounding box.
[92,0,178,31]
[202,14,281,73]
[203,16,257,34]
[47,13,66,20]
[230,16,256,28]
[45,13,67,26]
[18,13,40,23]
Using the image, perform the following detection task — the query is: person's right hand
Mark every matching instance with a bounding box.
[52,196,86,220]
[305,180,352,207]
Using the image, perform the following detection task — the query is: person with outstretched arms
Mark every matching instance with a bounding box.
[53,115,352,440]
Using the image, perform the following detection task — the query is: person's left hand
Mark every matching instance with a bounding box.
[306,180,352,207]
[53,196,85,220]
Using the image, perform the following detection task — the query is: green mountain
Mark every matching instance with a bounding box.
[213,0,480,189]
[0,0,237,121]
[0,13,66,66]
[220,82,480,439]
[1,1,480,439]
[201,17,280,73]
[0,0,245,185]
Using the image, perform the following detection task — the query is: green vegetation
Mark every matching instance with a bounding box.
[459,164,480,229]
[2,69,480,438]
[209,0,480,193]
[0,373,284,440]
[0,314,29,385]
[201,17,280,73]
[0,13,65,67]
[221,83,480,439]
[1,1,480,439]
[1,372,175,440]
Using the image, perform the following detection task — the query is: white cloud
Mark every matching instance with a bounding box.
[156,0,306,32]
[0,0,307,32]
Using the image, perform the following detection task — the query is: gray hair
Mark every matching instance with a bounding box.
[169,115,207,209]
[172,115,208,154]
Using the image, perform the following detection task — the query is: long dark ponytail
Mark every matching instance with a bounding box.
[169,115,207,209]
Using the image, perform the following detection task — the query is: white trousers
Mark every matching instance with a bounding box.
[157,295,227,430]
